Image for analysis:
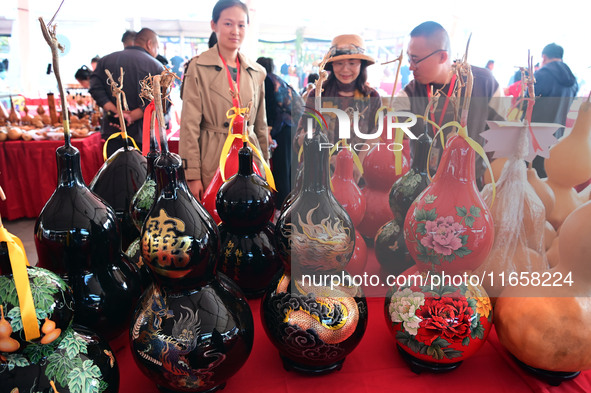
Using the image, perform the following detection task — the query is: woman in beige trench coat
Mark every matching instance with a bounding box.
[179,0,269,201]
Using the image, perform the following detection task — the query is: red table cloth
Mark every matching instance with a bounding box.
[0,132,104,220]
[114,249,591,393]
[113,296,591,393]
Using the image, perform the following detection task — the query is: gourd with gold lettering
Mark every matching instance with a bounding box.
[130,75,254,393]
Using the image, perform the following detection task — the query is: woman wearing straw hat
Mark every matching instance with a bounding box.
[295,34,381,154]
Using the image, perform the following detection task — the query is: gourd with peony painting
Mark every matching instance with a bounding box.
[495,200,591,382]
[544,96,591,230]
[404,133,494,274]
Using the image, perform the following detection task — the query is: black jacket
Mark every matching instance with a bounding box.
[532,61,578,136]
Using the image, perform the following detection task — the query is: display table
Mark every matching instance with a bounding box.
[0,132,104,220]
[113,296,590,393]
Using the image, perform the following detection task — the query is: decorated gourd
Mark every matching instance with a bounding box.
[331,146,365,227]
[405,133,494,274]
[130,75,254,393]
[201,112,263,224]
[0,224,118,393]
[215,144,281,297]
[384,272,493,372]
[357,138,409,240]
[262,121,367,374]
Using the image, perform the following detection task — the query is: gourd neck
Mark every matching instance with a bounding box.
[334,149,354,180]
[433,135,476,184]
[238,144,253,176]
[55,145,86,187]
[154,152,187,198]
[412,132,433,173]
[302,130,330,193]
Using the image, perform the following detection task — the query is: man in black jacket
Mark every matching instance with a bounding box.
[531,43,578,176]
[90,28,164,157]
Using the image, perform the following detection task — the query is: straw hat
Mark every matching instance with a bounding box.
[326,34,375,65]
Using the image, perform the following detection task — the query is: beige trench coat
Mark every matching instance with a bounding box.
[179,45,269,188]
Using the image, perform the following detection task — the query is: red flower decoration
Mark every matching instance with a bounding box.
[414,297,474,346]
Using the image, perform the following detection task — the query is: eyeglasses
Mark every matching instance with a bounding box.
[408,49,446,66]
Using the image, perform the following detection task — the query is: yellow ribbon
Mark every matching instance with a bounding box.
[328,139,364,192]
[0,226,40,341]
[219,107,276,191]
[102,133,140,161]
[426,120,496,206]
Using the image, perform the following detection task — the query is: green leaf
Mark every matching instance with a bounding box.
[98,380,110,393]
[7,306,23,331]
[443,254,455,262]
[67,359,103,393]
[465,215,475,228]
[459,235,469,245]
[454,247,472,258]
[472,323,485,340]
[442,347,464,359]
[462,336,470,346]
[0,276,18,306]
[417,222,427,235]
[45,352,82,386]
[425,209,438,221]
[470,206,481,217]
[414,209,428,222]
[431,337,450,348]
[440,285,458,296]
[5,353,29,371]
[23,342,55,364]
[31,277,59,312]
[58,328,88,359]
[456,206,468,217]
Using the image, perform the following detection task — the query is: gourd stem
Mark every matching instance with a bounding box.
[153,75,169,154]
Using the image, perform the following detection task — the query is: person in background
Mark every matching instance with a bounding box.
[90,56,100,71]
[257,56,304,207]
[179,0,269,201]
[486,60,495,72]
[531,42,579,177]
[74,65,92,89]
[391,21,504,186]
[122,30,136,48]
[89,28,164,157]
[294,34,381,161]
[300,72,319,99]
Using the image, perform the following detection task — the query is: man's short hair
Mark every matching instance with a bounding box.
[134,28,157,45]
[542,43,564,60]
[410,21,451,52]
[122,30,136,45]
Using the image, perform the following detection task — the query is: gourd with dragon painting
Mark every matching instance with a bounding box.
[215,144,282,298]
[495,200,591,385]
[0,239,119,393]
[544,96,591,230]
[262,121,367,375]
[404,133,494,275]
[331,147,367,275]
[130,87,254,391]
[201,111,263,225]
